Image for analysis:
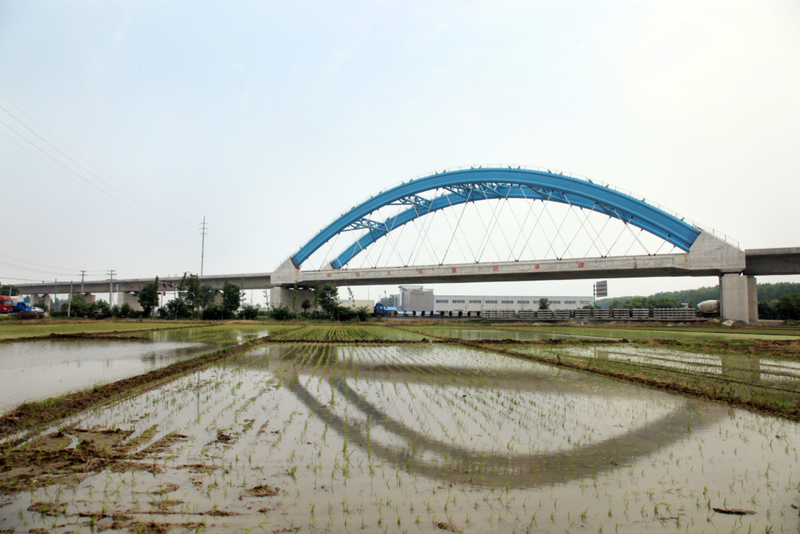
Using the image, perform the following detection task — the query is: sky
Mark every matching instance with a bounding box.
[1,0,799,306]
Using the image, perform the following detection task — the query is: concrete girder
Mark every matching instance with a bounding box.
[271,230,745,288]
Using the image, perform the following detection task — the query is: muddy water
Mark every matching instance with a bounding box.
[3,343,799,533]
[0,327,275,412]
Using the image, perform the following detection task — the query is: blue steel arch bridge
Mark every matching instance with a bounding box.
[270,166,759,321]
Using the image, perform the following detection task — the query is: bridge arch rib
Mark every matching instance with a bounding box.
[291,168,701,269]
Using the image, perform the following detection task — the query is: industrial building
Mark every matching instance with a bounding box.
[382,286,592,315]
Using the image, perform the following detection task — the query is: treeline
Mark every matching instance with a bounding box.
[596,282,800,309]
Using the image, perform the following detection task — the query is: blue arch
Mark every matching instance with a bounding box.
[292,168,701,269]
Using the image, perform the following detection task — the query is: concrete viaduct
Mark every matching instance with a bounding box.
[13,167,800,323]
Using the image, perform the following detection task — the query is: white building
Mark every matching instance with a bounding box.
[432,295,593,314]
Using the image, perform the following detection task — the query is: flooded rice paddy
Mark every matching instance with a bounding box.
[0,326,285,412]
[1,323,800,533]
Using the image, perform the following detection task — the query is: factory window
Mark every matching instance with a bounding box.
[517,300,530,304]
[485,300,498,304]
[551,300,561,304]
[435,299,449,304]
[469,300,482,304]
[452,299,465,303]
[565,300,576,304]
[500,300,513,304]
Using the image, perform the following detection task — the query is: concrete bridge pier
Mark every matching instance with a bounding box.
[720,273,758,323]
[270,286,315,312]
[119,292,143,312]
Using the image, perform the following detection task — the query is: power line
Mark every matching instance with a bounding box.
[0,101,193,233]
[0,93,195,228]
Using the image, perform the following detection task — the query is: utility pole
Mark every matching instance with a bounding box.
[67,281,73,318]
[80,270,86,294]
[199,217,208,276]
[107,270,116,306]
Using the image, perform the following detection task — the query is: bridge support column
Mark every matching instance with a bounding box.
[119,292,143,312]
[720,274,758,323]
[270,287,314,312]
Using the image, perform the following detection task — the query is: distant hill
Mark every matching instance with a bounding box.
[595,282,800,309]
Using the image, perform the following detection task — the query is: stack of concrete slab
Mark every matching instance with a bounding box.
[653,308,698,320]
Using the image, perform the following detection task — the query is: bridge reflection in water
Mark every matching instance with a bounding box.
[227,343,726,489]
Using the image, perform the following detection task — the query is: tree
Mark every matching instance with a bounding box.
[87,300,112,319]
[222,279,244,319]
[238,305,259,320]
[68,293,87,317]
[166,297,191,319]
[138,277,160,318]
[314,282,340,317]
[301,298,311,316]
[178,273,202,316]
[198,284,216,310]
[0,284,19,296]
[538,298,550,310]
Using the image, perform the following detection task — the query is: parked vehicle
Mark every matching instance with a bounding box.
[13,302,33,313]
[371,303,397,317]
[697,300,720,317]
[0,295,13,314]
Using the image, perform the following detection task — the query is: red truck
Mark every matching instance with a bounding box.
[0,295,14,314]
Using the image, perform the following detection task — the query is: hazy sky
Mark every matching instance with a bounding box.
[1,0,799,305]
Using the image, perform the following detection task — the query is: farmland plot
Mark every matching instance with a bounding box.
[2,342,800,533]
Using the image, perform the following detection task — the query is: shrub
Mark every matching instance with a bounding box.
[238,305,259,320]
[269,304,294,321]
[202,304,224,320]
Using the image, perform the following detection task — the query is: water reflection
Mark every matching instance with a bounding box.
[237,344,724,489]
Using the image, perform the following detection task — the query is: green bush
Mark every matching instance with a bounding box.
[202,304,224,320]
[238,305,259,320]
[269,304,295,321]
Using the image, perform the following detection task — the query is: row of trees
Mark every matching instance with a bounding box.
[758,294,800,321]
[270,282,371,321]
[151,273,256,320]
[58,273,257,320]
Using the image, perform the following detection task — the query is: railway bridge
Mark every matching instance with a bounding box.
[14,167,800,323]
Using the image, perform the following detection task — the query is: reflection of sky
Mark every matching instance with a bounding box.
[0,340,208,412]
